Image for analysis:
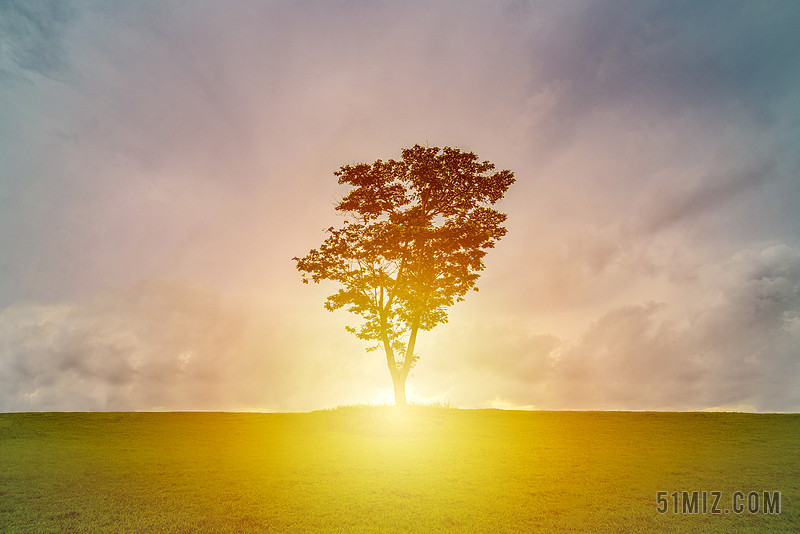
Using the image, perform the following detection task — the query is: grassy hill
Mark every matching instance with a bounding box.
[1,408,798,532]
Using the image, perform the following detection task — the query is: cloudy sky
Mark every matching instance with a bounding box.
[1,0,799,412]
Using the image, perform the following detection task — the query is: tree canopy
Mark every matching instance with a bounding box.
[294,144,514,405]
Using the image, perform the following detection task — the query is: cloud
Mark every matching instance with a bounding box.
[0,0,536,305]
[641,161,776,234]
[0,1,75,81]
[1,1,799,411]
[0,281,244,411]
[0,248,797,412]
[431,244,800,412]
[0,279,388,412]
[414,320,558,407]
[531,1,800,129]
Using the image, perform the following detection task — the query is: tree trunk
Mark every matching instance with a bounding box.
[392,372,408,407]
[379,312,406,406]
[392,321,419,407]
[380,310,417,407]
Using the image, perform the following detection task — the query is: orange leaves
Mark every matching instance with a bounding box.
[294,143,514,372]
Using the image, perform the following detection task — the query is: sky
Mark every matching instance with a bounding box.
[1,0,799,412]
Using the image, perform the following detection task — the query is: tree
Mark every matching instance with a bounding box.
[293,144,514,406]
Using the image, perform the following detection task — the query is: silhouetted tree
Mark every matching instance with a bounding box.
[294,145,514,406]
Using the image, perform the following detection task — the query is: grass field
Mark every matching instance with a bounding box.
[1,408,798,533]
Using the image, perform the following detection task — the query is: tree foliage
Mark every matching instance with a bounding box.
[294,144,514,404]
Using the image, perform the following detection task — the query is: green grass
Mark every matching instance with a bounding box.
[1,408,799,532]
